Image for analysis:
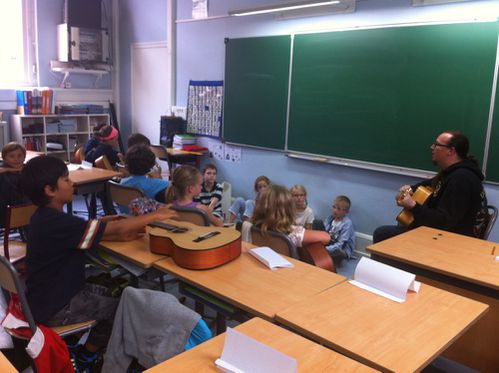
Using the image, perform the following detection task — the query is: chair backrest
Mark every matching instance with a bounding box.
[220,181,232,223]
[483,205,498,240]
[171,206,210,226]
[107,181,145,207]
[3,204,37,261]
[250,225,295,257]
[74,146,84,164]
[149,145,169,159]
[95,155,114,170]
[0,255,37,333]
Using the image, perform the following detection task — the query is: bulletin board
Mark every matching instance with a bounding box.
[186,80,223,137]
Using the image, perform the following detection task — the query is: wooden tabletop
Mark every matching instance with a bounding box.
[144,317,377,372]
[68,167,121,185]
[99,234,164,268]
[153,242,346,321]
[367,226,499,290]
[276,281,488,373]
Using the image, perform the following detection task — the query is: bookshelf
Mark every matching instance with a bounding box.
[10,114,110,162]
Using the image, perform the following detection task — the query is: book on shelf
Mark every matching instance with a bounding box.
[16,89,54,115]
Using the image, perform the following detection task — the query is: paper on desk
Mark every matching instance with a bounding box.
[67,163,84,171]
[248,247,294,270]
[349,257,421,303]
[215,327,297,373]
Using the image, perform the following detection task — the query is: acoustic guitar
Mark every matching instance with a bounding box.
[148,219,241,270]
[298,243,336,273]
[396,186,433,226]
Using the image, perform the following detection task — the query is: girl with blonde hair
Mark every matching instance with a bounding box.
[166,165,223,226]
[252,184,329,254]
[290,184,315,229]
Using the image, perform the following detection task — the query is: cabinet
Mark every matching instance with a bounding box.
[10,114,110,162]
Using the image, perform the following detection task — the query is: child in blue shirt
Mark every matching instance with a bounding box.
[120,145,170,213]
[324,195,356,265]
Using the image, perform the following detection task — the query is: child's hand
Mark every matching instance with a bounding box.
[0,167,22,174]
[100,214,125,222]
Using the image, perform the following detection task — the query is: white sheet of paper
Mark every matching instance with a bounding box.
[81,160,93,169]
[349,257,420,302]
[67,163,84,171]
[216,327,297,373]
[249,247,294,270]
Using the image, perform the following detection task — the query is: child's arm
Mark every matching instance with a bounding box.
[102,205,178,241]
[0,167,22,174]
[208,197,219,211]
[197,204,224,227]
[325,220,354,252]
[302,229,331,246]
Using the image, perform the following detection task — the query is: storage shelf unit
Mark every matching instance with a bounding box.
[10,114,110,162]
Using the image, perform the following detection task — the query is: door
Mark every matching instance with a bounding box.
[131,42,171,145]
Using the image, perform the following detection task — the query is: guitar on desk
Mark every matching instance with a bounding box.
[396,186,433,227]
[147,220,241,270]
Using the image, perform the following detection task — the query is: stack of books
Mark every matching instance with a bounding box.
[173,134,197,150]
[56,104,105,114]
[16,89,55,115]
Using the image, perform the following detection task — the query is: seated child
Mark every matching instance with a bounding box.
[127,133,167,179]
[324,195,356,265]
[194,164,223,220]
[0,142,29,227]
[251,184,330,258]
[120,145,170,208]
[83,123,107,155]
[228,175,270,223]
[290,184,315,228]
[20,155,177,370]
[85,125,123,167]
[166,165,223,227]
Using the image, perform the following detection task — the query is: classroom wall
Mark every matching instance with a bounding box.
[172,0,499,242]
[0,0,113,139]
[117,0,168,145]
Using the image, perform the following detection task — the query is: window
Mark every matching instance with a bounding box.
[0,0,36,87]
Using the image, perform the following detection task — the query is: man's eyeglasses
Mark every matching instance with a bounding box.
[432,142,453,148]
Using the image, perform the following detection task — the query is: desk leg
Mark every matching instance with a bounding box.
[89,193,97,219]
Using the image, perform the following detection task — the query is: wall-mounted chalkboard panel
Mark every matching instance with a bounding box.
[287,22,498,172]
[223,36,291,150]
[486,83,499,183]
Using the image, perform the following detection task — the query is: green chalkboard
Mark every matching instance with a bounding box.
[223,36,290,150]
[487,83,499,183]
[287,22,498,172]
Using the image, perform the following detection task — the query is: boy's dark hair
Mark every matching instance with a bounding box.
[202,163,217,174]
[128,133,151,148]
[125,145,156,175]
[20,156,68,206]
[335,195,351,210]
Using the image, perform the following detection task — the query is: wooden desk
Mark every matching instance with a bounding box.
[0,351,16,373]
[166,147,206,169]
[367,226,499,372]
[276,281,488,373]
[68,167,121,218]
[153,242,346,321]
[99,234,164,269]
[145,317,377,372]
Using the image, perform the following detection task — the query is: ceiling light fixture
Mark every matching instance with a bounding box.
[229,0,341,17]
